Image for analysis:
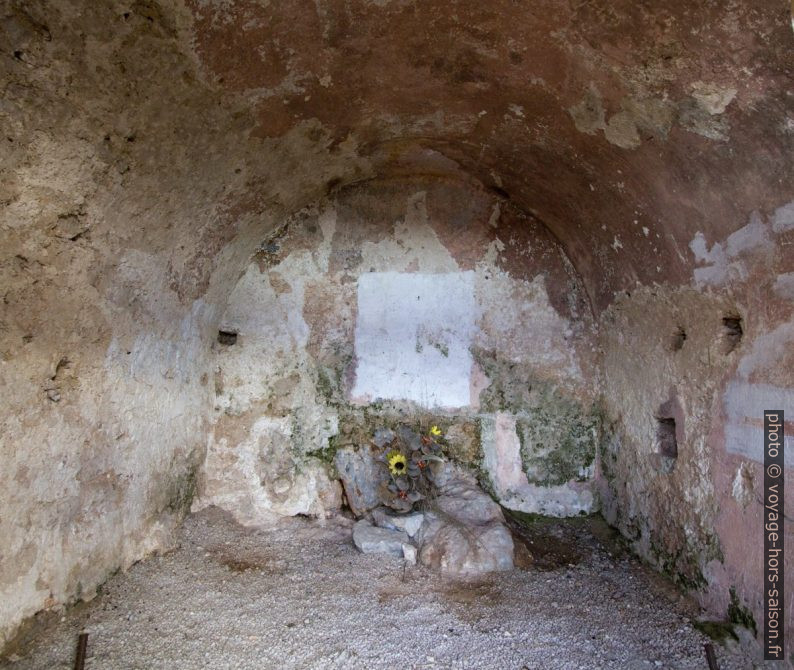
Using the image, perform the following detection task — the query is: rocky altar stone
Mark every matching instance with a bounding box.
[352,520,411,558]
[372,508,425,538]
[372,428,395,448]
[417,478,514,575]
[401,543,418,565]
[433,478,505,526]
[335,447,383,517]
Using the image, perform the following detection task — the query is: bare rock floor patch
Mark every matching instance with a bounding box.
[0,508,763,670]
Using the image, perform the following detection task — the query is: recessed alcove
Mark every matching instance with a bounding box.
[1,1,791,668]
[657,417,678,460]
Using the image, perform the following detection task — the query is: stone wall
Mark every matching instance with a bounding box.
[193,178,602,525]
[599,204,794,642]
[0,0,365,647]
[2,0,791,656]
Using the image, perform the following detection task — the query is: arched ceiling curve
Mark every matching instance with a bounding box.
[0,1,792,648]
[1,0,791,335]
[185,0,793,310]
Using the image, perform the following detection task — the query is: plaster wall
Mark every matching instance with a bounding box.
[599,204,794,646]
[194,179,602,527]
[2,0,791,657]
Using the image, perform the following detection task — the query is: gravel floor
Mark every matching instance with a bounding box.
[1,508,766,670]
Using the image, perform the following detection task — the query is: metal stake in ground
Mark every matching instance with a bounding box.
[703,642,719,670]
[73,632,88,670]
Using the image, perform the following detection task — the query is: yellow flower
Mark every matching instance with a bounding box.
[429,425,442,437]
[387,451,408,476]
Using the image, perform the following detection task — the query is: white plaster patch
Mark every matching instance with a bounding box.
[690,82,737,115]
[351,272,476,409]
[771,200,794,233]
[724,211,772,257]
[689,232,725,265]
[723,381,794,466]
[736,319,794,380]
[689,214,773,288]
[731,462,755,509]
[722,319,794,468]
[690,205,790,287]
[692,263,734,288]
[773,273,794,301]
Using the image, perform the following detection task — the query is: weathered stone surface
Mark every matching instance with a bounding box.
[418,479,514,576]
[197,181,597,532]
[401,542,418,565]
[432,479,506,527]
[372,428,395,448]
[419,520,515,576]
[353,469,512,573]
[335,448,383,518]
[352,520,410,558]
[481,412,596,517]
[193,415,342,527]
[1,0,792,652]
[372,508,424,538]
[443,422,481,465]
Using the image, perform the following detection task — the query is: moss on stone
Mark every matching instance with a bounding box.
[311,433,343,468]
[648,541,708,592]
[315,366,336,402]
[597,427,621,483]
[314,352,353,406]
[517,406,600,486]
[477,463,498,501]
[518,399,599,485]
[163,462,199,515]
[692,620,738,642]
[471,347,603,487]
[727,587,757,636]
[443,420,481,464]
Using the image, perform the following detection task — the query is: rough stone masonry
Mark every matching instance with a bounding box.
[0,0,792,660]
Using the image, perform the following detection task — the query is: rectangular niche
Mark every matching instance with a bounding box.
[656,416,678,459]
[351,271,476,409]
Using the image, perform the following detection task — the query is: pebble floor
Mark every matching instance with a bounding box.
[1,508,767,669]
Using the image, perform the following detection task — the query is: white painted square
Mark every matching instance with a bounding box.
[351,272,476,409]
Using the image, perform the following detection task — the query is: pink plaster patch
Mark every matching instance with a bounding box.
[492,412,528,493]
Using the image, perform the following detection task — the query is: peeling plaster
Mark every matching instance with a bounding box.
[771,200,794,233]
[481,412,596,516]
[194,182,597,528]
[690,210,775,288]
[690,82,737,115]
[723,381,794,465]
[2,0,792,650]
